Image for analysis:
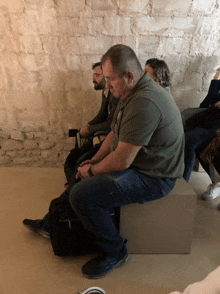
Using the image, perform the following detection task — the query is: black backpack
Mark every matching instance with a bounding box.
[48,192,120,257]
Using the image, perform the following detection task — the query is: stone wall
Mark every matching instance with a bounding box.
[0,0,220,167]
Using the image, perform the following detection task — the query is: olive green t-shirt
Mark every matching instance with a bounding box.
[110,73,185,179]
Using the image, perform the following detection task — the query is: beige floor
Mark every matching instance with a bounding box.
[0,167,220,294]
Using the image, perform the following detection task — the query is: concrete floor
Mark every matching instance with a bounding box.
[0,167,220,294]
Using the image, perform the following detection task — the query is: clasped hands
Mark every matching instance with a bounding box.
[75,159,96,180]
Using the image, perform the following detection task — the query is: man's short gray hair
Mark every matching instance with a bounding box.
[101,44,143,77]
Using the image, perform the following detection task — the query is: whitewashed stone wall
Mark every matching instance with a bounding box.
[0,0,220,167]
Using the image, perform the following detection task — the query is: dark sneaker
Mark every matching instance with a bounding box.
[23,219,50,238]
[82,246,129,279]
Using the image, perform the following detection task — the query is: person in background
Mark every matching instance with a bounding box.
[144,58,171,91]
[183,68,220,202]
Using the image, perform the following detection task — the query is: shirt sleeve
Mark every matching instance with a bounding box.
[119,98,161,146]
[200,80,220,108]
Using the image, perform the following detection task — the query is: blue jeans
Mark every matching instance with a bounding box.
[69,168,175,256]
[183,125,220,182]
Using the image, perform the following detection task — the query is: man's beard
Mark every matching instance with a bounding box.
[93,82,103,90]
[93,77,106,90]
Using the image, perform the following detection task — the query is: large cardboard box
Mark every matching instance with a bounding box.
[120,178,197,254]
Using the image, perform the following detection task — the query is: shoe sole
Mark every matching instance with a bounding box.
[23,224,50,239]
[82,253,130,279]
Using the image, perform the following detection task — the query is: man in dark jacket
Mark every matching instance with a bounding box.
[64,62,118,186]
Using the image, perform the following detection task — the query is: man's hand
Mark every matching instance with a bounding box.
[76,164,92,180]
[215,101,220,109]
[80,159,100,167]
[78,126,89,138]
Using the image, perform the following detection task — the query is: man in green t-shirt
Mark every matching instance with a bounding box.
[69,44,185,279]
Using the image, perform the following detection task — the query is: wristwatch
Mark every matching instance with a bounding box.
[87,166,94,177]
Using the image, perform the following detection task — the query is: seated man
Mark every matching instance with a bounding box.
[23,44,185,278]
[64,62,118,186]
[183,68,220,190]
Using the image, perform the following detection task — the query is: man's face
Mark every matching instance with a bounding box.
[93,65,106,90]
[102,59,129,99]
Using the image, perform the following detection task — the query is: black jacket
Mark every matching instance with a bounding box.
[88,90,118,136]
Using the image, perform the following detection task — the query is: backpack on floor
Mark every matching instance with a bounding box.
[48,192,120,257]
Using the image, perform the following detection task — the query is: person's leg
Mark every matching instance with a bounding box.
[69,169,175,278]
[183,126,219,182]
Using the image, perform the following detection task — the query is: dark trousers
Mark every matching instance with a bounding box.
[183,125,220,182]
[69,169,175,257]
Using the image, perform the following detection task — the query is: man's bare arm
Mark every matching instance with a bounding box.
[91,141,141,175]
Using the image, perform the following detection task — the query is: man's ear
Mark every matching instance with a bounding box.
[124,71,134,85]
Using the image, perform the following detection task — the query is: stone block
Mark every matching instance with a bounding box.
[1,139,23,151]
[20,35,43,54]
[33,132,48,140]
[88,17,103,36]
[41,71,65,92]
[6,150,18,157]
[25,132,34,139]
[191,0,216,15]
[56,0,85,17]
[194,16,220,36]
[63,71,83,92]
[64,55,82,71]
[120,36,137,49]
[12,72,41,92]
[26,149,41,156]
[15,10,40,35]
[58,17,88,37]
[138,35,160,56]
[11,131,25,141]
[48,54,68,71]
[13,157,34,165]
[10,91,44,110]
[0,149,5,155]
[37,7,57,35]
[163,55,190,74]
[23,139,38,150]
[18,109,49,130]
[103,16,131,36]
[119,0,150,14]
[0,110,8,127]
[40,150,57,160]
[39,140,55,150]
[68,36,112,55]
[16,149,27,157]
[136,17,172,35]
[48,91,68,110]
[22,54,50,71]
[0,0,24,13]
[190,35,220,56]
[157,36,190,56]
[153,0,192,16]
[90,0,117,12]
[41,35,60,55]
[0,156,12,166]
